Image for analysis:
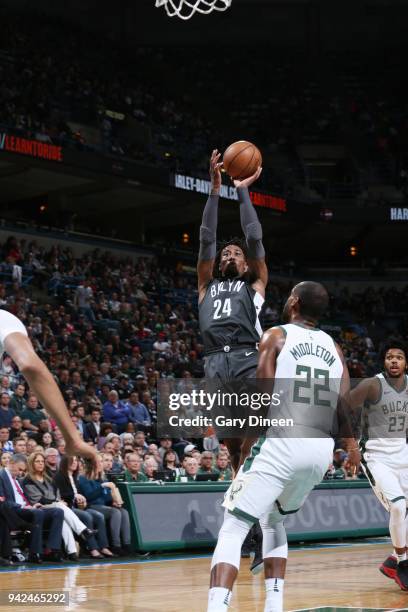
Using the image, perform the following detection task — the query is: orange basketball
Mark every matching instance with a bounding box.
[223,140,262,180]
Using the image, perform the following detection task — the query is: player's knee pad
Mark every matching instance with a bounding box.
[259,517,288,560]
[390,498,406,525]
[211,512,252,571]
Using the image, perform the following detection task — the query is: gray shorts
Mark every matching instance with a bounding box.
[204,347,258,380]
[204,348,260,438]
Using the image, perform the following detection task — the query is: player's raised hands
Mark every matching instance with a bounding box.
[233,166,262,189]
[209,149,222,193]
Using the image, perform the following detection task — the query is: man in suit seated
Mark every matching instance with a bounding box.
[0,453,64,563]
[83,407,102,444]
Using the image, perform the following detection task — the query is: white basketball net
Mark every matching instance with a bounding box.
[155,0,232,20]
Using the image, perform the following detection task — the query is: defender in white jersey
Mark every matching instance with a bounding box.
[350,340,408,591]
[207,282,360,612]
[0,309,96,466]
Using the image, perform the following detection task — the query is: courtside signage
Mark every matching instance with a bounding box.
[0,132,63,162]
[173,173,287,212]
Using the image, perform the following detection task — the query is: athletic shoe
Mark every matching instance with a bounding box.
[395,559,408,591]
[379,555,397,580]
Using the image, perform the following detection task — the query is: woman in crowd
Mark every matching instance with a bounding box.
[97,423,114,450]
[41,432,53,450]
[78,453,132,556]
[53,456,115,558]
[162,449,181,479]
[0,452,12,468]
[22,452,95,560]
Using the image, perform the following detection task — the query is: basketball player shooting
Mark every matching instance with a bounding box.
[350,340,408,591]
[207,282,360,612]
[0,309,97,466]
[197,148,267,473]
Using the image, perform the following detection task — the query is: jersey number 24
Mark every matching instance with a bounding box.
[213,298,232,319]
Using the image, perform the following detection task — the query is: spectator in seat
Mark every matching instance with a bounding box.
[9,416,24,440]
[44,448,60,479]
[116,376,133,401]
[26,439,37,455]
[0,427,13,453]
[74,279,95,323]
[143,458,158,481]
[22,452,94,561]
[158,436,177,462]
[84,408,102,444]
[21,395,46,433]
[9,384,27,415]
[12,438,27,456]
[0,393,16,429]
[184,457,199,482]
[102,390,130,434]
[163,449,182,480]
[101,438,122,473]
[0,376,12,397]
[96,422,114,450]
[198,451,216,475]
[53,456,113,558]
[78,454,132,556]
[0,453,64,563]
[0,452,12,468]
[214,453,232,481]
[126,392,151,430]
[123,453,148,482]
[41,432,53,450]
[56,439,66,457]
[134,430,148,451]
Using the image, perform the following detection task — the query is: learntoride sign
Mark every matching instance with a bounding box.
[0,132,63,162]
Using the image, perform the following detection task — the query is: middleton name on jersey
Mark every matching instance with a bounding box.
[289,341,336,367]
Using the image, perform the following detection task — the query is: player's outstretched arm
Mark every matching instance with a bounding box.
[4,330,97,465]
[234,168,268,295]
[197,149,222,302]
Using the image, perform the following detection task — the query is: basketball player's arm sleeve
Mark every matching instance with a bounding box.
[237,187,265,260]
[198,194,219,261]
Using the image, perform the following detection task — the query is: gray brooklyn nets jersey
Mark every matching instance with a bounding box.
[199,278,264,353]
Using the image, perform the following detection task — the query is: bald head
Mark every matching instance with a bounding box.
[283,281,329,323]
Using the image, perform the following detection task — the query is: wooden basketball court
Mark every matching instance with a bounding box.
[1,540,408,611]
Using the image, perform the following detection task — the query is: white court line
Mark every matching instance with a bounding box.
[289,608,399,612]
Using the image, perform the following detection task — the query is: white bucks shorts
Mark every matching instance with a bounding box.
[223,436,334,523]
[362,448,408,511]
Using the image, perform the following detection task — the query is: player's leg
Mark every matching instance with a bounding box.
[364,458,408,588]
[259,511,287,612]
[208,465,284,611]
[208,510,253,611]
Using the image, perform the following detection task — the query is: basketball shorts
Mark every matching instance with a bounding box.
[204,347,258,380]
[223,436,334,523]
[362,448,408,511]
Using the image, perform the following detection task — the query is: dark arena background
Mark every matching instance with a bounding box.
[0,1,407,611]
